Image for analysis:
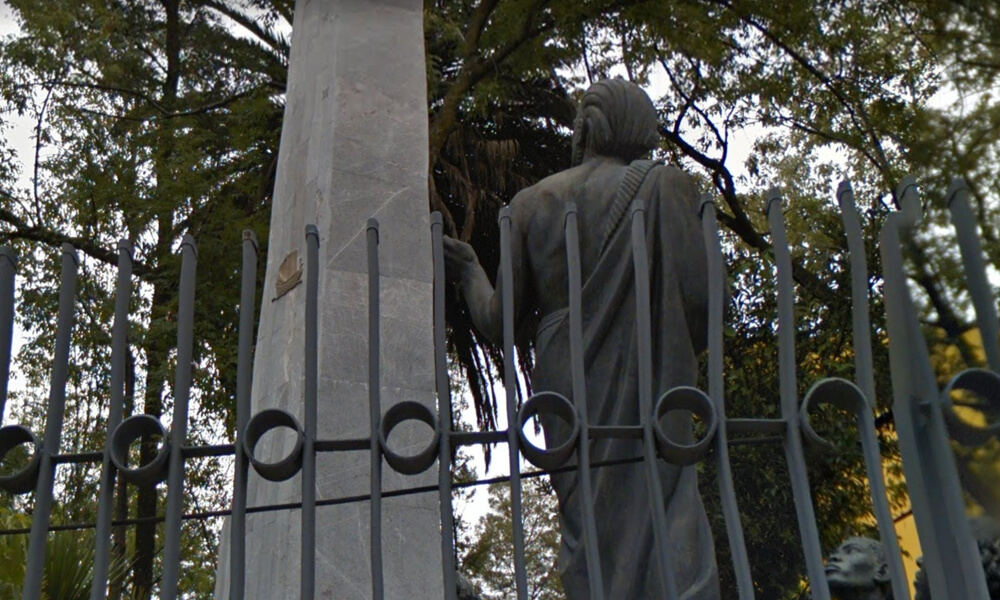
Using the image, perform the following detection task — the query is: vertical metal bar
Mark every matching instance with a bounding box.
[303,225,320,600]
[431,213,458,600]
[230,230,259,600]
[946,177,1000,372]
[0,246,16,424]
[498,207,528,600]
[765,190,830,600]
[835,181,910,599]
[21,244,78,600]
[881,177,988,600]
[699,197,755,600]
[91,241,133,600]
[161,236,198,600]
[834,183,879,420]
[629,206,679,600]
[367,219,385,600]
[563,203,605,600]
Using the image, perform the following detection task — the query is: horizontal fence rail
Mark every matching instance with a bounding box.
[0,176,996,599]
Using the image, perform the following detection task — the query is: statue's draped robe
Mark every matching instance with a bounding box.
[533,165,720,599]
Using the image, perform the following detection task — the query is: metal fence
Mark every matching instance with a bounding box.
[0,175,997,600]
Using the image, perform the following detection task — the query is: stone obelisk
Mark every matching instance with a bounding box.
[215,0,443,597]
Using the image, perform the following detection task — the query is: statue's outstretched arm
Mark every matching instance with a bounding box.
[443,235,503,345]
[443,195,530,347]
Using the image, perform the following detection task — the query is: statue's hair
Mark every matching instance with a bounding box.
[571,79,660,165]
[849,537,888,566]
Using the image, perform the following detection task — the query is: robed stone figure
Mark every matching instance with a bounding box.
[445,79,719,599]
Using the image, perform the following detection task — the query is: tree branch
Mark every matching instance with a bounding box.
[907,241,967,340]
[465,0,503,54]
[429,0,557,163]
[32,87,53,220]
[20,79,258,119]
[200,0,290,57]
[0,196,151,277]
[660,124,838,306]
[708,0,894,182]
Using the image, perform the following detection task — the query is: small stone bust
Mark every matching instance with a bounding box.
[825,537,892,600]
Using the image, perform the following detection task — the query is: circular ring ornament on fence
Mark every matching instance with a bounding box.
[379,401,440,475]
[799,377,870,450]
[940,368,1000,447]
[110,415,170,486]
[652,387,718,466]
[517,391,579,470]
[0,425,42,494]
[243,408,305,482]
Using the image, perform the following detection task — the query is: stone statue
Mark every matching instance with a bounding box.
[913,516,1000,599]
[824,537,892,600]
[444,79,719,598]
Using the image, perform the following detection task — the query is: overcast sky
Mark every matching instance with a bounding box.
[1,1,36,194]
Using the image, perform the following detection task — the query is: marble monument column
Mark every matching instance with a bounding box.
[215,0,444,597]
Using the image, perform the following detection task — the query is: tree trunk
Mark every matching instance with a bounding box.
[133,313,169,599]
[132,1,182,595]
[108,349,135,600]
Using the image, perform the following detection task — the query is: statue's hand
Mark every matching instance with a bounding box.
[442,235,479,282]
[443,234,501,343]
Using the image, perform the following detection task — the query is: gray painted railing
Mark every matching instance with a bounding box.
[0,176,996,599]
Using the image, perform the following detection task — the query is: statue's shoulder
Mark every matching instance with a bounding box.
[648,163,700,207]
[509,168,581,214]
[532,165,586,194]
[649,162,693,184]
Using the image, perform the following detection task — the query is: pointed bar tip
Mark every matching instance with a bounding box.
[894,175,922,225]
[896,174,919,202]
[0,246,16,267]
[698,193,714,218]
[836,179,853,198]
[836,180,857,214]
[563,202,577,227]
[117,239,134,257]
[61,243,80,264]
[242,230,259,250]
[765,186,783,216]
[945,177,968,208]
[178,235,198,258]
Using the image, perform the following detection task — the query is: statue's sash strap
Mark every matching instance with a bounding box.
[536,308,569,343]
[598,159,663,258]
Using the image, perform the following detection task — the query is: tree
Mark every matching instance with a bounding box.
[462,477,564,600]
[0,1,287,596]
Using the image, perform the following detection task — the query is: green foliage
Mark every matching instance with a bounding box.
[0,1,283,596]
[0,506,29,599]
[0,504,129,600]
[462,477,564,600]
